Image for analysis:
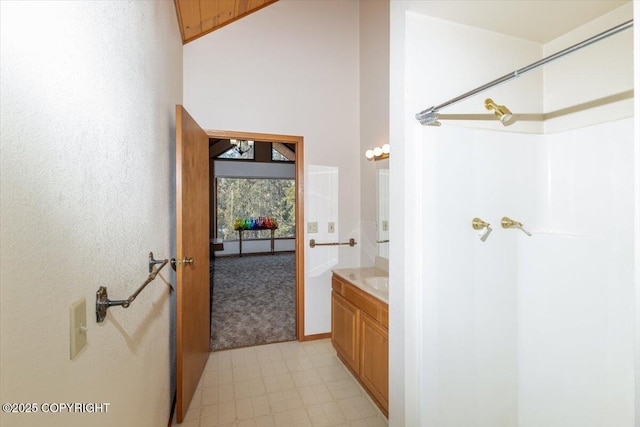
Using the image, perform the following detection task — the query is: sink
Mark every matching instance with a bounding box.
[364,276,389,291]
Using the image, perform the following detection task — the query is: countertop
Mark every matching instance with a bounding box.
[332,267,389,304]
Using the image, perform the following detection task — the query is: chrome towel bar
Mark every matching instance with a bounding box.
[309,238,357,248]
[96,252,169,323]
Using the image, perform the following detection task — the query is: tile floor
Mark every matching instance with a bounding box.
[172,339,388,427]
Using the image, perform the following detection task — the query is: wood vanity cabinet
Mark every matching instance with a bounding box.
[331,290,360,374]
[331,273,389,416]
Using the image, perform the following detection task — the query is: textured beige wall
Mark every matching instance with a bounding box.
[0,1,182,426]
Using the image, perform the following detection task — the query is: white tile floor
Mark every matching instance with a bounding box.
[172,339,388,427]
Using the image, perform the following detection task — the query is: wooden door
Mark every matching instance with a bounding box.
[176,105,210,423]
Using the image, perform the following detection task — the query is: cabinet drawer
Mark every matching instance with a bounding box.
[380,305,389,329]
[332,276,344,294]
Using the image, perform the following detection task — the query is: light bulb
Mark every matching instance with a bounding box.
[365,149,374,159]
[373,147,383,157]
[381,144,390,154]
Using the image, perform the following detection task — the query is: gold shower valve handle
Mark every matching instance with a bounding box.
[501,217,532,236]
[501,217,523,229]
[501,217,522,228]
[472,217,490,230]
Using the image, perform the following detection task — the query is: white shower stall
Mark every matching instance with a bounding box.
[389,2,637,426]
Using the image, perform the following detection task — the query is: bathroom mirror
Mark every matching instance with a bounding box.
[377,166,389,259]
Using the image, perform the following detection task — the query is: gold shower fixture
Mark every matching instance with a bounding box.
[501,216,532,236]
[471,217,490,230]
[484,98,516,126]
[472,217,493,242]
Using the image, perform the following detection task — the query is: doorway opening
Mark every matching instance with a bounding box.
[206,130,305,351]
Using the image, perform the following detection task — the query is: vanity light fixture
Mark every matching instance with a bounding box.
[365,144,390,161]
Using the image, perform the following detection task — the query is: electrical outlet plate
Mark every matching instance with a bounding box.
[307,221,318,233]
[70,297,87,359]
[328,222,335,233]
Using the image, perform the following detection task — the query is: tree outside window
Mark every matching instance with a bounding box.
[216,178,295,240]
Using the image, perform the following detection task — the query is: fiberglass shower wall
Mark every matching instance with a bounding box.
[422,120,634,427]
[518,119,634,426]
[403,5,635,427]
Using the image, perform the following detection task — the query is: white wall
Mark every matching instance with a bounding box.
[0,2,182,427]
[183,0,361,336]
[543,3,634,133]
[634,3,640,423]
[391,2,636,426]
[360,0,390,267]
[633,4,640,427]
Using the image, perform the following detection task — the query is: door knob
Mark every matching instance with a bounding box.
[170,257,194,271]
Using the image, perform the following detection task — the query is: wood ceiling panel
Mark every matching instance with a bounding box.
[175,0,277,44]
[200,0,219,32]
[235,0,250,16]
[217,0,236,26]
[249,0,266,9]
[175,0,202,42]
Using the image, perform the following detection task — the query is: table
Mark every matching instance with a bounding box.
[237,227,276,257]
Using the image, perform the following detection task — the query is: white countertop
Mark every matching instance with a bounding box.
[332,267,389,304]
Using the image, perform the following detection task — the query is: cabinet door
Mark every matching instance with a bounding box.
[360,312,389,413]
[332,291,360,374]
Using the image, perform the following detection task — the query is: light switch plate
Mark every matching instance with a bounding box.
[307,221,318,233]
[328,222,335,233]
[70,297,87,359]
[382,220,389,232]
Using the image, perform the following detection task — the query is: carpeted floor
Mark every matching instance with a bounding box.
[210,252,296,351]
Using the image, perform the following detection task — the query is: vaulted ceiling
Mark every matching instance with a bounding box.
[174,0,278,44]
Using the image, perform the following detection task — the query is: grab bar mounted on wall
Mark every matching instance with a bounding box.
[96,252,169,323]
[309,238,357,248]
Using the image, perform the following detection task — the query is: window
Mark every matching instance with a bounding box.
[271,148,290,161]
[271,142,295,162]
[218,140,255,159]
[216,178,295,240]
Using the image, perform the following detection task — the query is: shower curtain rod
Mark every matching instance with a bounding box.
[415,19,634,126]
